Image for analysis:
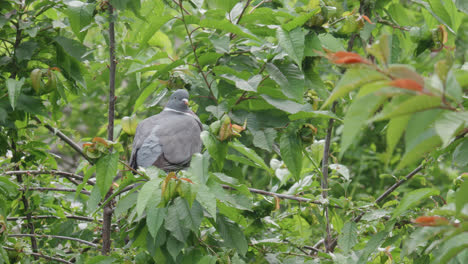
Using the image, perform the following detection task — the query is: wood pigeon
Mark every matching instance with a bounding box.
[130,89,202,172]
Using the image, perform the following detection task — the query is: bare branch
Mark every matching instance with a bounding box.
[3,246,72,264]
[7,215,102,223]
[4,170,95,186]
[19,187,91,195]
[9,234,98,248]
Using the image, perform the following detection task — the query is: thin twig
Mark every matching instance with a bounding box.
[7,215,102,222]
[3,246,72,264]
[249,0,271,14]
[221,185,341,208]
[9,234,97,248]
[4,170,95,186]
[230,0,252,39]
[19,187,91,195]
[33,116,93,164]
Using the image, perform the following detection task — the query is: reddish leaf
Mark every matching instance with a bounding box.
[412,216,449,226]
[92,137,109,146]
[389,79,424,92]
[179,178,193,184]
[327,51,370,65]
[361,15,373,24]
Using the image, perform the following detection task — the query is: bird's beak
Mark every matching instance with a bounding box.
[182,98,189,105]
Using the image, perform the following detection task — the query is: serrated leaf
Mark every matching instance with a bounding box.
[282,9,319,31]
[64,1,95,42]
[147,207,166,239]
[453,139,468,167]
[341,93,385,154]
[280,130,303,180]
[216,215,248,256]
[229,141,271,173]
[266,63,305,102]
[357,231,389,263]
[252,128,277,152]
[321,69,387,109]
[96,152,118,198]
[7,78,24,110]
[136,178,162,217]
[200,18,259,41]
[201,131,227,170]
[189,153,210,184]
[277,27,304,69]
[195,184,216,220]
[220,74,262,92]
[164,199,190,242]
[373,95,442,121]
[392,188,440,219]
[261,95,310,114]
[338,222,358,253]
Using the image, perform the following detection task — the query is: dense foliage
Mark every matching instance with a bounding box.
[1,0,467,263]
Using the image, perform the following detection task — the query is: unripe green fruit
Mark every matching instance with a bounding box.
[30,69,43,94]
[121,116,138,135]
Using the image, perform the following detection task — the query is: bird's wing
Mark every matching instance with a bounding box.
[156,114,202,165]
[129,114,164,169]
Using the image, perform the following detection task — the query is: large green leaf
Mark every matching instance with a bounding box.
[229,141,271,173]
[53,36,92,61]
[373,95,442,121]
[280,130,303,180]
[321,69,387,109]
[147,207,166,239]
[220,74,262,92]
[7,78,24,110]
[432,233,468,264]
[456,179,468,216]
[282,9,319,31]
[200,18,259,41]
[189,153,210,184]
[386,115,411,162]
[164,198,190,242]
[216,215,248,256]
[341,93,385,155]
[357,231,389,264]
[63,1,95,42]
[434,111,467,147]
[96,152,119,198]
[266,63,305,102]
[277,27,304,69]
[453,139,468,168]
[136,178,162,218]
[195,184,217,220]
[201,131,228,170]
[392,188,440,219]
[338,222,358,254]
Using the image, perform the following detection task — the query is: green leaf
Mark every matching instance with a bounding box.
[220,74,262,92]
[289,110,339,121]
[53,36,92,61]
[0,176,18,198]
[16,94,47,116]
[147,207,166,239]
[432,233,468,264]
[280,130,303,180]
[216,215,248,256]
[189,153,210,184]
[373,95,442,121]
[64,1,96,42]
[139,15,173,50]
[453,139,468,167]
[434,111,467,147]
[137,178,162,218]
[282,9,319,31]
[341,93,385,155]
[164,199,190,242]
[455,179,468,216]
[195,184,217,220]
[357,231,389,263]
[7,78,24,110]
[367,34,391,66]
[252,128,277,152]
[266,63,305,102]
[321,69,387,109]
[229,141,271,173]
[338,222,358,254]
[386,115,411,163]
[15,41,38,62]
[95,152,118,198]
[261,95,310,114]
[201,131,227,170]
[277,27,304,69]
[392,188,440,219]
[200,18,259,41]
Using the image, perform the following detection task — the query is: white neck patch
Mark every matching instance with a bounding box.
[163,107,194,118]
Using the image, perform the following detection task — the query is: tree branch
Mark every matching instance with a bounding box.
[19,187,91,195]
[7,215,102,223]
[3,246,72,264]
[33,116,93,164]
[4,170,95,186]
[8,234,98,248]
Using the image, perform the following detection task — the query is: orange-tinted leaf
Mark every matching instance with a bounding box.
[92,137,109,146]
[274,195,280,211]
[179,178,193,184]
[389,79,423,92]
[49,67,61,72]
[327,51,370,65]
[83,143,93,148]
[361,15,373,24]
[438,25,447,44]
[412,216,449,226]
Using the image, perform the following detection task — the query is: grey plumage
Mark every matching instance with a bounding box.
[130,89,202,171]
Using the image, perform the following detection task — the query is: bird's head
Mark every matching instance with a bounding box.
[165,89,190,112]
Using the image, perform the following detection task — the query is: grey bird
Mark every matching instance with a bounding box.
[130,89,202,172]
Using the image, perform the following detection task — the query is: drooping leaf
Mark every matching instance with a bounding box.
[386,115,412,162]
[392,188,440,219]
[201,131,228,170]
[189,153,210,184]
[338,222,358,253]
[216,215,248,256]
[372,95,442,121]
[266,63,305,102]
[455,179,468,216]
[277,27,305,69]
[7,78,24,110]
[432,233,468,264]
[229,141,271,173]
[96,152,119,198]
[434,111,467,147]
[147,207,166,239]
[63,1,96,42]
[280,130,303,180]
[136,178,162,218]
[357,231,389,263]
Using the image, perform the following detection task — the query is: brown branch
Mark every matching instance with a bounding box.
[221,185,341,208]
[7,215,102,222]
[9,234,98,248]
[19,187,91,195]
[376,17,409,31]
[178,0,215,99]
[249,0,271,14]
[3,246,72,264]
[102,3,117,256]
[4,170,95,186]
[230,0,252,39]
[33,116,93,164]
